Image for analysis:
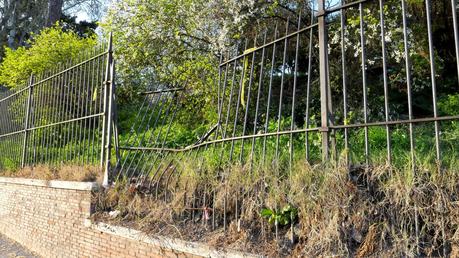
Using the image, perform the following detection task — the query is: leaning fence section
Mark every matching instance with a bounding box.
[115,0,459,250]
[117,87,184,187]
[0,42,114,173]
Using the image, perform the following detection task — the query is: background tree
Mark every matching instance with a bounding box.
[0,0,103,60]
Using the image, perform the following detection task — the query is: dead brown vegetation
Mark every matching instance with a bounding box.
[0,165,103,183]
[93,156,459,257]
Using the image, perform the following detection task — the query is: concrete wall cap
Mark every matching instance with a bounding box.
[0,176,98,191]
[92,222,263,258]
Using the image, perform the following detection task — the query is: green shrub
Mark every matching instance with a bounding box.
[439,94,459,116]
[0,24,97,88]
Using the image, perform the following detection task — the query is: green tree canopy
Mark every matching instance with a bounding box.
[0,25,97,88]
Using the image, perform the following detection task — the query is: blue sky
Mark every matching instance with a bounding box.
[73,0,112,22]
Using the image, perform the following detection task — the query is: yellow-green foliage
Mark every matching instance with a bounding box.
[0,24,97,88]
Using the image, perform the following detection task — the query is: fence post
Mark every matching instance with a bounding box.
[102,32,114,187]
[318,0,331,162]
[111,66,121,169]
[21,75,34,168]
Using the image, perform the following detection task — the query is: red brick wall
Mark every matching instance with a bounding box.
[0,178,200,258]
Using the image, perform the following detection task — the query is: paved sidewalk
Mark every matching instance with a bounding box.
[0,234,38,258]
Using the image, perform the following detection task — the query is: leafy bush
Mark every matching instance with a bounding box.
[0,24,96,88]
[261,204,298,226]
[439,94,459,116]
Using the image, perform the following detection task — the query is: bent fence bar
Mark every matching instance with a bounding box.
[116,0,459,253]
[119,0,459,178]
[0,34,116,184]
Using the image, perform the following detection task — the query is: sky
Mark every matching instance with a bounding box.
[76,12,91,22]
[73,0,113,23]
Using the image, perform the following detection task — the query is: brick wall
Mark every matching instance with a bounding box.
[0,177,242,258]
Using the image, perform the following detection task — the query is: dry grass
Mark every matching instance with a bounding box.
[0,165,103,183]
[93,156,459,257]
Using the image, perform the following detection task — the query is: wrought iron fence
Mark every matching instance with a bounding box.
[0,35,116,184]
[116,0,459,252]
[0,0,458,254]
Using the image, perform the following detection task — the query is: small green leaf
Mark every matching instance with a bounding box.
[261,208,273,218]
[279,216,289,226]
[281,205,292,214]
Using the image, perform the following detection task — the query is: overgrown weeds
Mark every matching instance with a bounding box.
[94,153,459,257]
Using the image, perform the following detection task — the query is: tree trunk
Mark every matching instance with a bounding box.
[46,0,63,27]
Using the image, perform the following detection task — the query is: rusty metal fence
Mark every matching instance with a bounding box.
[0,35,116,184]
[119,0,459,168]
[115,0,459,251]
[0,0,458,253]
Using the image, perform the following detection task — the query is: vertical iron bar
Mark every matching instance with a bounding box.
[73,57,83,167]
[65,61,73,163]
[250,32,267,169]
[263,24,278,163]
[30,75,37,166]
[239,38,257,163]
[425,0,441,163]
[275,19,289,161]
[105,52,116,186]
[55,63,64,165]
[102,32,114,186]
[21,76,34,168]
[379,0,392,164]
[220,47,239,159]
[305,11,314,162]
[49,67,59,165]
[214,55,229,150]
[112,64,121,169]
[55,63,63,164]
[318,0,331,161]
[89,50,97,164]
[51,66,59,165]
[97,52,104,168]
[83,52,91,166]
[71,63,80,164]
[44,70,53,164]
[340,0,349,165]
[229,40,248,161]
[216,55,223,135]
[37,73,45,164]
[46,70,53,165]
[290,12,301,171]
[63,60,72,164]
[359,3,370,164]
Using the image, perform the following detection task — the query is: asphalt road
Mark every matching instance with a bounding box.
[0,234,38,258]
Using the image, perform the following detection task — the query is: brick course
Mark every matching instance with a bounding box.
[0,178,201,258]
